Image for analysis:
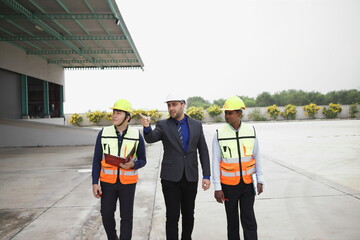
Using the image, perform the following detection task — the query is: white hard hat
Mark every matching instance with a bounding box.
[164,92,186,103]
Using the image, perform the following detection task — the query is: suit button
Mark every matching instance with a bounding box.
[183,155,186,158]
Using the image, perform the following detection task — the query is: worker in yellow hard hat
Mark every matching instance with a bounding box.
[212,96,265,240]
[222,95,246,111]
[91,99,147,240]
[111,98,133,126]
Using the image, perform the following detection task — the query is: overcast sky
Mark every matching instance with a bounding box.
[64,0,360,113]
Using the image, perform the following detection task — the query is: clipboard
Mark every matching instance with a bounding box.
[104,154,127,166]
[252,173,258,195]
[104,143,137,166]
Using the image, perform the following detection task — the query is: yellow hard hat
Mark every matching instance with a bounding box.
[222,96,246,110]
[111,99,133,114]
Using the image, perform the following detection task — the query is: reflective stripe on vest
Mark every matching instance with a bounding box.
[221,171,240,177]
[120,170,138,176]
[217,123,256,185]
[220,168,255,177]
[222,156,253,164]
[100,125,139,184]
[102,169,118,175]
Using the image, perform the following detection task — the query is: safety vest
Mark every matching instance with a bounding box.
[100,125,139,184]
[217,123,256,185]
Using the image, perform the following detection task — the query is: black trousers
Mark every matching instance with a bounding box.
[100,181,136,240]
[161,175,198,240]
[222,181,257,240]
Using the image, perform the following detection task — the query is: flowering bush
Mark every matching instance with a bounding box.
[86,111,105,125]
[281,104,297,120]
[322,103,342,119]
[349,103,358,118]
[187,107,205,121]
[266,104,281,120]
[146,110,163,123]
[68,113,83,127]
[206,104,222,117]
[105,112,112,121]
[132,109,163,123]
[206,104,222,122]
[132,109,148,119]
[247,108,266,121]
[303,103,320,119]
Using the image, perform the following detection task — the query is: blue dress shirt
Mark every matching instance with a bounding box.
[174,117,189,153]
[143,116,210,180]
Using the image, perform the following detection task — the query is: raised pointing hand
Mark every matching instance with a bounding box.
[138,113,151,127]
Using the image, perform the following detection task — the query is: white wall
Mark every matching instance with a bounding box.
[63,105,357,127]
[240,105,352,121]
[0,42,64,85]
[0,119,98,147]
[0,69,21,118]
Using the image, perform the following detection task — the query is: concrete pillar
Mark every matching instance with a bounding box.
[59,85,64,117]
[21,75,29,119]
[43,81,50,118]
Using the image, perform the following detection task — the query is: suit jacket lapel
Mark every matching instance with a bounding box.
[167,118,184,149]
[187,118,195,149]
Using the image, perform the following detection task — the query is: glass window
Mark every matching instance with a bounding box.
[28,77,43,118]
[49,82,60,117]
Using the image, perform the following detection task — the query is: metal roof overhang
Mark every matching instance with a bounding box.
[0,0,144,70]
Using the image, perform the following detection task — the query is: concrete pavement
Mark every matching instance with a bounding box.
[0,120,359,239]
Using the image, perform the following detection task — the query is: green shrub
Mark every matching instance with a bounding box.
[86,111,105,125]
[206,104,222,117]
[322,103,342,118]
[349,103,359,118]
[132,109,147,119]
[105,112,112,121]
[187,107,205,121]
[146,110,163,123]
[266,104,281,120]
[247,108,266,121]
[132,109,163,123]
[207,104,223,122]
[68,113,83,127]
[303,103,320,118]
[281,104,297,120]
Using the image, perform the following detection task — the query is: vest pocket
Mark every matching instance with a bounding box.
[221,166,235,171]
[221,146,232,158]
[242,141,254,157]
[243,158,256,182]
[120,169,138,184]
[244,158,255,169]
[100,170,117,183]
[220,162,235,171]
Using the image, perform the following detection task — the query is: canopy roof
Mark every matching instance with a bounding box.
[0,0,144,69]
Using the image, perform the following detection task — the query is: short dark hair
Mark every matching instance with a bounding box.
[113,109,131,122]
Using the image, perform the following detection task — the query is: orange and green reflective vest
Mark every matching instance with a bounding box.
[100,125,139,184]
[217,123,256,185]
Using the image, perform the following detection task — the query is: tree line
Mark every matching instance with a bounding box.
[187,89,360,108]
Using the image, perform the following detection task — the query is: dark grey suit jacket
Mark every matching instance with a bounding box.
[144,116,210,182]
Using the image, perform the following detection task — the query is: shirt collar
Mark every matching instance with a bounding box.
[228,121,242,132]
[114,125,128,136]
[173,116,187,125]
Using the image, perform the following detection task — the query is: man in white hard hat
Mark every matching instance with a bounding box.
[139,93,211,240]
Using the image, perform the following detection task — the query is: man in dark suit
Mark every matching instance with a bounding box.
[139,94,211,240]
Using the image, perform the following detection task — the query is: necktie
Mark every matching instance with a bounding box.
[177,122,184,147]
